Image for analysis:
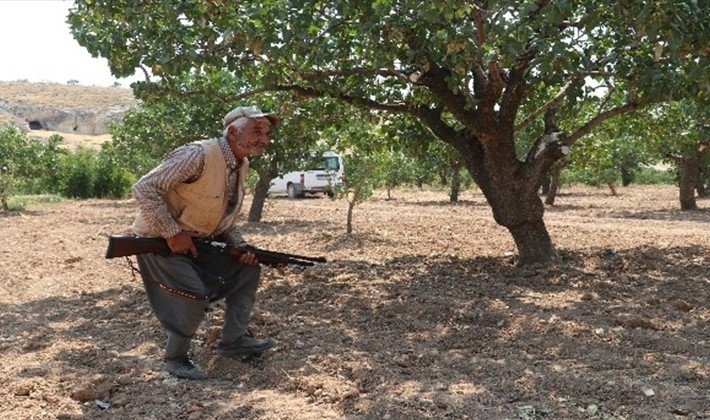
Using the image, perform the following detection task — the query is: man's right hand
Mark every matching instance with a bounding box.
[166,231,198,257]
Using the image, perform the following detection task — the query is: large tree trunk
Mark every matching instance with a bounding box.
[508,218,556,265]
[679,154,700,210]
[248,174,272,222]
[445,126,563,266]
[459,147,557,265]
[418,85,566,265]
[485,188,557,265]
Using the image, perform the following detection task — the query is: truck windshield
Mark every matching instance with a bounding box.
[311,156,340,171]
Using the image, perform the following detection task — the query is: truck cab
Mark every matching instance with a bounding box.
[268,151,344,198]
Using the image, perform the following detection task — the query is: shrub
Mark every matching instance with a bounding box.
[53,146,135,199]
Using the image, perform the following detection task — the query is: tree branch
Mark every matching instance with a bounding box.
[469,0,489,46]
[414,105,462,146]
[419,63,480,131]
[239,83,411,114]
[515,80,574,131]
[564,101,646,146]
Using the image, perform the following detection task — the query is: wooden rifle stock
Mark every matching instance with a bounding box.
[105,235,326,267]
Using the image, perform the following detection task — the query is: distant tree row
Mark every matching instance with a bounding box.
[66,0,710,264]
[0,125,133,210]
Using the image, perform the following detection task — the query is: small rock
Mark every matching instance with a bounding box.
[188,404,204,413]
[14,384,33,397]
[71,387,96,402]
[670,299,694,312]
[617,313,655,330]
[162,377,179,386]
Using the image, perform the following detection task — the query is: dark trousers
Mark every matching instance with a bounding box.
[136,250,261,361]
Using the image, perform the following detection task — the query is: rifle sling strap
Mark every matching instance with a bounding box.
[124,257,208,301]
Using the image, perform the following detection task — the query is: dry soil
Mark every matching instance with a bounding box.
[0,185,708,420]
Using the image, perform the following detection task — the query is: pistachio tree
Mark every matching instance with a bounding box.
[649,99,710,210]
[69,0,710,264]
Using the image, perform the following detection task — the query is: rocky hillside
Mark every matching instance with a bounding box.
[0,81,138,136]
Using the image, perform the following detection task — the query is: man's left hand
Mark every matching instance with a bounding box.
[237,251,259,266]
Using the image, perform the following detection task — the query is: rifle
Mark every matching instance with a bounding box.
[105,234,327,267]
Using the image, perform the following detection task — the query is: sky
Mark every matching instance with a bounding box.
[0,0,142,87]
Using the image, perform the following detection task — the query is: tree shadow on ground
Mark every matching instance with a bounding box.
[0,210,47,219]
[393,198,490,208]
[6,244,709,419]
[257,245,710,418]
[244,219,342,237]
[605,207,710,222]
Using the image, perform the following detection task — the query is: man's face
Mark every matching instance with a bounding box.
[228,117,272,158]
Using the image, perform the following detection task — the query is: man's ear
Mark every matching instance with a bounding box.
[227,124,237,139]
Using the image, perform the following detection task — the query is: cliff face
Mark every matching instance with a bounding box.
[0,101,128,135]
[0,81,138,135]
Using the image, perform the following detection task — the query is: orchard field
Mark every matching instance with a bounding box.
[0,185,708,419]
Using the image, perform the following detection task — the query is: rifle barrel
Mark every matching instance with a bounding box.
[106,235,326,267]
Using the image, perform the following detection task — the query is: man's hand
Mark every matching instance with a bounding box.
[236,251,259,266]
[166,231,197,257]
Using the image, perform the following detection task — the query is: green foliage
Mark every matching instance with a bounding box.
[382,152,420,192]
[330,110,387,205]
[108,98,219,176]
[561,167,619,187]
[0,125,65,210]
[0,126,133,206]
[67,0,710,261]
[52,146,134,199]
[25,134,69,194]
[55,146,98,199]
[633,167,676,185]
[68,0,710,189]
[334,150,385,204]
[565,106,658,187]
[378,114,466,192]
[94,144,137,198]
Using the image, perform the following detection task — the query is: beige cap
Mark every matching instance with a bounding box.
[223,106,281,128]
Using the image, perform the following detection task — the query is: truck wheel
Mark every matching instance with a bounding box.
[287,183,298,199]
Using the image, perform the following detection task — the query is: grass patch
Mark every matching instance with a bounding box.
[6,194,64,211]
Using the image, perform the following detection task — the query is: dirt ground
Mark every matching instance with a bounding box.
[0,184,708,420]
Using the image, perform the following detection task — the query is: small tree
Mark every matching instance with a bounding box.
[650,100,710,210]
[333,150,385,235]
[329,113,387,234]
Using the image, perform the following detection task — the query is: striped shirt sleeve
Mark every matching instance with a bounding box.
[131,144,205,238]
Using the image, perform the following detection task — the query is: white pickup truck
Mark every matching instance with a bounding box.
[268,151,344,198]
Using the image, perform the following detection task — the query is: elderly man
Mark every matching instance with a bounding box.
[130,106,280,380]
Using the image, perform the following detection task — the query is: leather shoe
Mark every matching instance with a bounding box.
[165,357,207,380]
[216,335,277,356]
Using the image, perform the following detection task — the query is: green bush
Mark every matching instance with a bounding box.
[633,167,676,185]
[56,147,97,198]
[0,125,65,209]
[52,146,134,199]
[93,151,136,198]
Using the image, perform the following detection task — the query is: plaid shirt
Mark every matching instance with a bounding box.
[131,137,246,244]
